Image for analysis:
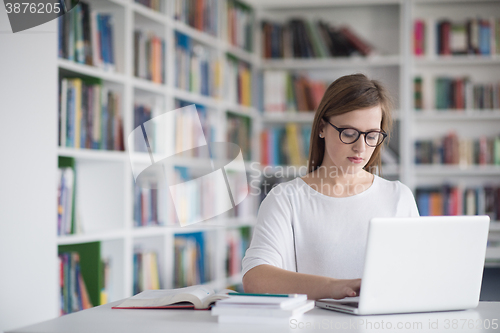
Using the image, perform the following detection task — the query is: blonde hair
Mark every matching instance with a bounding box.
[307,73,394,175]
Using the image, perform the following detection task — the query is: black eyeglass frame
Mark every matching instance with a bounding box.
[322,117,388,147]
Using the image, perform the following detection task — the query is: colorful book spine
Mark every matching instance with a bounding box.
[225,227,251,277]
[175,32,221,98]
[134,0,162,12]
[59,242,102,311]
[226,113,252,161]
[173,100,214,160]
[415,17,500,56]
[263,71,326,113]
[173,232,208,288]
[416,185,500,220]
[59,77,124,151]
[262,18,374,59]
[132,250,161,294]
[58,2,116,70]
[133,180,166,227]
[431,77,500,110]
[415,132,500,166]
[226,55,252,106]
[134,30,165,83]
[174,0,218,37]
[260,125,311,166]
[227,0,254,52]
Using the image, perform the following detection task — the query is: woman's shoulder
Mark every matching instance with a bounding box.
[374,175,413,197]
[264,177,303,198]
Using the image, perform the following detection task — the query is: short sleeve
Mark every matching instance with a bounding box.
[241,185,296,277]
[398,181,420,217]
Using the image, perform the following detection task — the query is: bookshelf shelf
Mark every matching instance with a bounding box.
[224,42,258,64]
[131,226,168,238]
[414,165,500,176]
[414,56,500,66]
[260,55,401,70]
[131,2,168,24]
[57,59,126,84]
[57,230,126,245]
[172,21,220,49]
[172,87,221,109]
[132,77,169,95]
[57,148,128,162]
[261,112,316,123]
[225,104,259,118]
[414,111,500,120]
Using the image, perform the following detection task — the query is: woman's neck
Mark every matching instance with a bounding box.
[310,163,373,187]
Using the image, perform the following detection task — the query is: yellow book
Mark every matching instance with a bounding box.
[241,67,251,106]
[286,124,301,166]
[71,78,82,149]
[150,252,160,290]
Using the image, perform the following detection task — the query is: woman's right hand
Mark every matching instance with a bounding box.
[329,278,361,299]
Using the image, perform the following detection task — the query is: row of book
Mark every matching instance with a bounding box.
[414,77,500,110]
[263,71,327,112]
[133,183,167,227]
[174,0,218,37]
[434,77,498,110]
[58,1,116,71]
[260,124,312,166]
[414,18,500,56]
[226,56,252,107]
[57,157,76,236]
[416,185,500,220]
[174,100,215,159]
[262,19,373,59]
[59,252,93,315]
[58,77,124,151]
[133,250,161,294]
[175,32,222,98]
[227,0,253,52]
[225,227,250,277]
[58,242,108,314]
[133,30,165,84]
[414,132,500,165]
[135,0,163,12]
[174,232,211,288]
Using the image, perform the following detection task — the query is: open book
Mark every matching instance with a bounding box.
[112,285,234,310]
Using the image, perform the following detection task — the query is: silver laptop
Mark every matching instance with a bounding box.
[316,215,490,315]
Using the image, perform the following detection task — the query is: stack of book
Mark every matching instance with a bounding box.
[212,293,314,324]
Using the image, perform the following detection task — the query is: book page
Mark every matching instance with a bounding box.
[115,285,215,308]
[202,289,234,308]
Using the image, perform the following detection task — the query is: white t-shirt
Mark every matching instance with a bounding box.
[241,175,420,280]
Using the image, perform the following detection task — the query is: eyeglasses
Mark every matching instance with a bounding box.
[322,118,387,147]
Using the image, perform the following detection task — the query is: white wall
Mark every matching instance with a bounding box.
[0,6,58,333]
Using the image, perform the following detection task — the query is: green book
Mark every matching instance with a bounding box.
[59,241,103,307]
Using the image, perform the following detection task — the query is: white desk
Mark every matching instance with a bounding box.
[9,301,500,333]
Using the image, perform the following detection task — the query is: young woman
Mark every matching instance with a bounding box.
[242,74,419,300]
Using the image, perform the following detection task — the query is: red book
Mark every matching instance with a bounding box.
[339,26,373,56]
[440,21,451,55]
[414,19,425,55]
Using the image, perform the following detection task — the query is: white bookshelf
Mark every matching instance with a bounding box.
[55,0,500,314]
[56,0,260,308]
